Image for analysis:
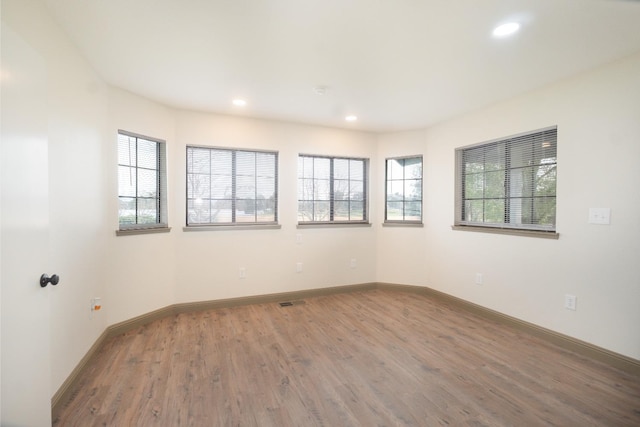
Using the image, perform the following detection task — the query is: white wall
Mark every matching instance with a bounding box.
[171,112,378,304]
[377,52,640,360]
[105,91,378,325]
[105,87,178,325]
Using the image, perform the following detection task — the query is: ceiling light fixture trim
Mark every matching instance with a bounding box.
[492,22,520,38]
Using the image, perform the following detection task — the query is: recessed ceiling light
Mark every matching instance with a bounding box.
[232,99,247,107]
[345,115,358,122]
[492,22,520,38]
[313,85,328,95]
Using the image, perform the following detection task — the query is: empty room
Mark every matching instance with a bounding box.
[1,0,639,425]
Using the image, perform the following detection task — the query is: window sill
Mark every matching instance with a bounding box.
[383,222,423,228]
[297,222,371,229]
[183,224,282,232]
[116,226,171,236]
[451,225,559,239]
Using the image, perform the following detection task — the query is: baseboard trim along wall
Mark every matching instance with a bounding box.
[51,282,640,418]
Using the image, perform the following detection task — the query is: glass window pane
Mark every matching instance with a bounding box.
[118,135,136,166]
[257,177,275,199]
[212,150,232,175]
[464,200,484,222]
[188,198,211,224]
[188,148,211,174]
[118,166,136,197]
[388,181,403,201]
[386,202,403,221]
[388,159,404,180]
[137,198,158,224]
[334,158,349,179]
[404,158,422,179]
[314,158,330,180]
[464,173,483,199]
[236,151,256,176]
[211,200,232,223]
[236,175,256,199]
[299,156,314,179]
[298,178,313,200]
[534,197,556,227]
[484,199,505,223]
[334,201,350,221]
[404,179,421,201]
[350,201,364,220]
[236,199,257,222]
[137,139,158,170]
[404,201,421,221]
[257,198,276,222]
[298,201,314,222]
[350,181,363,201]
[313,201,330,221]
[187,173,211,199]
[118,197,136,225]
[484,171,505,198]
[211,175,232,199]
[314,179,330,200]
[334,179,349,200]
[350,160,364,180]
[484,143,505,171]
[256,153,275,177]
[137,169,158,198]
[535,164,556,197]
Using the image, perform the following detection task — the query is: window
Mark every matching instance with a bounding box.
[385,156,423,223]
[455,126,557,233]
[298,154,368,223]
[186,146,278,226]
[117,131,168,230]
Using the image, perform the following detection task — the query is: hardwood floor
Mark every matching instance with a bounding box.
[53,289,640,426]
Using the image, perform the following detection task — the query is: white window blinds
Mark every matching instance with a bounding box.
[117,131,167,229]
[186,146,278,225]
[456,126,557,231]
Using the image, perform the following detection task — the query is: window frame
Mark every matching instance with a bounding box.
[297,154,369,226]
[384,155,423,225]
[117,130,169,234]
[185,145,279,228]
[454,126,558,238]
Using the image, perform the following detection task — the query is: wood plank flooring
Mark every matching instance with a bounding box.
[53,289,640,426]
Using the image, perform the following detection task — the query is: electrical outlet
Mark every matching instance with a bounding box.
[296,262,303,273]
[350,258,357,269]
[564,294,577,311]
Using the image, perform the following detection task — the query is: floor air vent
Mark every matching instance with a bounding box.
[279,300,305,307]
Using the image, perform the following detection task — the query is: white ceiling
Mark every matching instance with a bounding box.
[44,0,640,132]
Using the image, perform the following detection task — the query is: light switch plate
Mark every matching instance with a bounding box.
[588,208,610,225]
